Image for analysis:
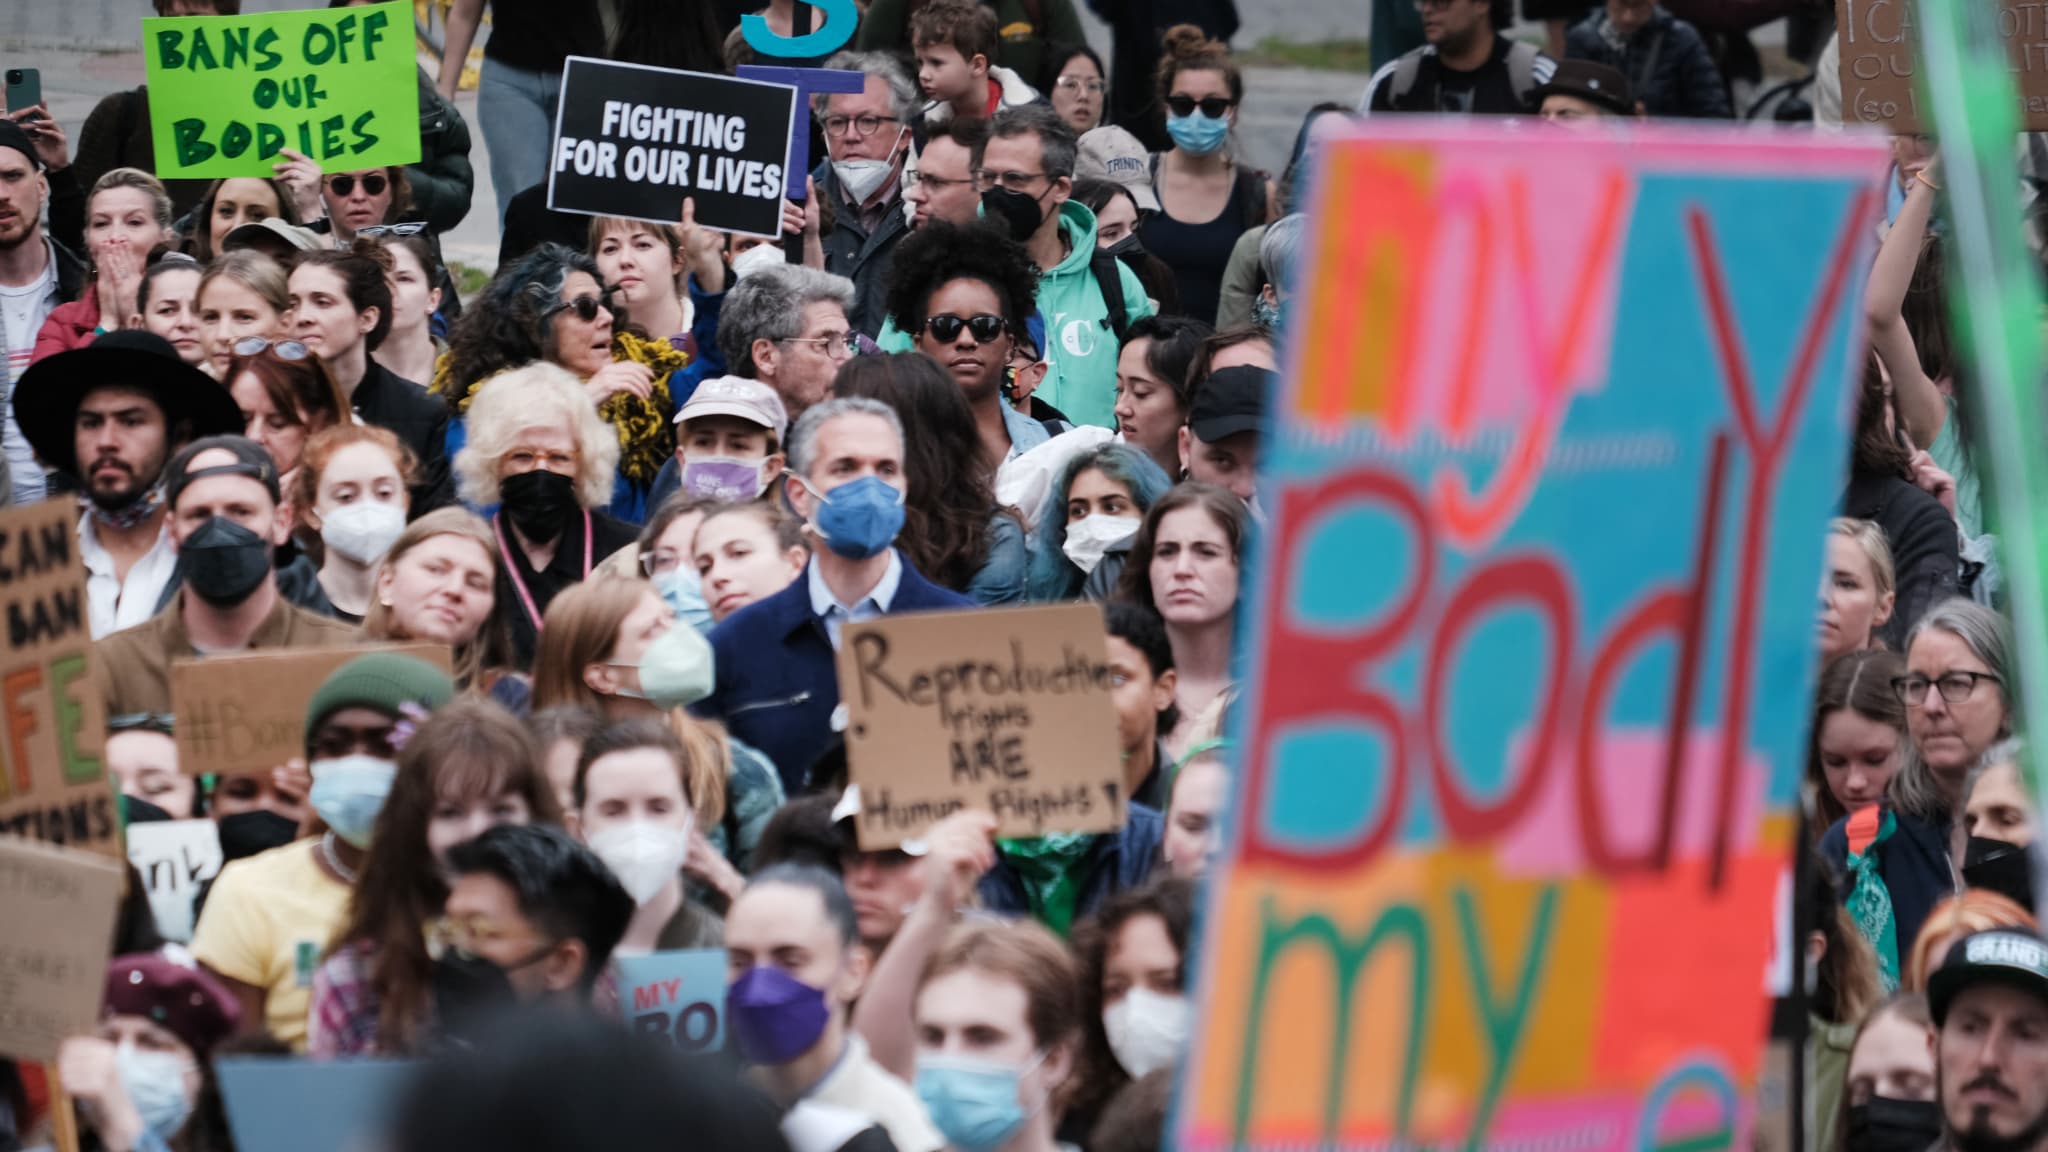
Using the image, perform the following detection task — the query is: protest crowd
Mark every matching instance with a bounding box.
[0,1,2045,1151]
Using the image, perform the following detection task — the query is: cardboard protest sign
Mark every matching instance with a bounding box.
[548,59,797,237]
[143,0,420,179]
[217,1057,416,1152]
[836,603,1124,850]
[616,950,726,1053]
[1834,0,2048,131]
[170,643,449,777]
[0,500,116,857]
[0,837,124,1061]
[1171,125,1885,1152]
[127,819,224,943]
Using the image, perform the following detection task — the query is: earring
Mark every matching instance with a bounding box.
[379,597,393,608]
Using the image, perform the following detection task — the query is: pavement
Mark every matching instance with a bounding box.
[4,0,1367,276]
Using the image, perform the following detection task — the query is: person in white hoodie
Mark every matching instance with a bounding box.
[912,0,1042,125]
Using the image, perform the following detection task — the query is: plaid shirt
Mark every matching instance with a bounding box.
[308,941,385,1058]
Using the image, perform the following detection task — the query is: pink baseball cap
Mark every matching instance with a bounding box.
[675,375,789,441]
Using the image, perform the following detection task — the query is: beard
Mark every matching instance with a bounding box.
[1945,1068,2048,1152]
[85,461,152,512]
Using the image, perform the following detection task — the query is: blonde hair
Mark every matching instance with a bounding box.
[527,577,729,828]
[453,361,619,507]
[1829,517,1896,602]
[362,507,507,690]
[90,167,173,231]
[198,248,290,315]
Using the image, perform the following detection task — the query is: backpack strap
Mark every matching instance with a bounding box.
[1090,249,1130,344]
[1506,41,1541,98]
[1390,51,1426,105]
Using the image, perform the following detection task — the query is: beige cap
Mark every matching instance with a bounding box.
[1076,125,1160,212]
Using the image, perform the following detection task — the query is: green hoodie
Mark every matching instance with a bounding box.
[877,200,1153,429]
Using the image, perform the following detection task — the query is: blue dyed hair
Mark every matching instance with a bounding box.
[1024,443,1175,601]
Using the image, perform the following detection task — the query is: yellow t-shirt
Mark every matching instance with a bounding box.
[190,838,350,1050]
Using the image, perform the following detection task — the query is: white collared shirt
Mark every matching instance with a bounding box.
[80,511,178,639]
[807,550,903,650]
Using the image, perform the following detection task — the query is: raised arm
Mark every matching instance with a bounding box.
[1867,149,1946,451]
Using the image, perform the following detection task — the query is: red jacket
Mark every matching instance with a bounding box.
[32,291,102,364]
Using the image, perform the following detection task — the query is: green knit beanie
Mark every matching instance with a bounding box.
[302,652,457,752]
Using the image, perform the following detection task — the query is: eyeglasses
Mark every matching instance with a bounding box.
[974,168,1049,192]
[326,172,389,198]
[548,294,612,323]
[358,221,428,238]
[640,548,687,577]
[232,336,310,360]
[905,170,977,191]
[151,251,200,268]
[1165,95,1236,119]
[820,113,898,139]
[779,331,860,359]
[504,448,579,474]
[1055,76,1106,95]
[430,915,540,956]
[924,313,1007,344]
[1891,670,2002,706]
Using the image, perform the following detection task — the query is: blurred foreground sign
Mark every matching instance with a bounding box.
[1172,125,1885,1152]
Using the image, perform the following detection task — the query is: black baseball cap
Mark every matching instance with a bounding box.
[1929,929,2048,1026]
[1187,366,1274,443]
[15,329,242,479]
[165,434,283,509]
[1529,60,1636,117]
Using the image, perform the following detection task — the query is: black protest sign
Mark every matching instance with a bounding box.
[548,58,797,238]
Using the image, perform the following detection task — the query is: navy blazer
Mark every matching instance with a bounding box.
[699,552,975,794]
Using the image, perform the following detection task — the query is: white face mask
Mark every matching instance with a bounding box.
[732,242,785,282]
[1102,987,1190,1079]
[832,158,897,207]
[1062,513,1142,575]
[587,817,693,905]
[319,500,407,566]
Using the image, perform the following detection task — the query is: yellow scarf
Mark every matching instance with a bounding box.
[431,333,687,487]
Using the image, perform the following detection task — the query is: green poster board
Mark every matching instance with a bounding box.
[142,0,420,180]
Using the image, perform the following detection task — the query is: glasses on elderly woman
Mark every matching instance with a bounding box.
[548,294,612,323]
[504,447,579,475]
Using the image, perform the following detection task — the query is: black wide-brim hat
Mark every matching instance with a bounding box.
[16,329,244,479]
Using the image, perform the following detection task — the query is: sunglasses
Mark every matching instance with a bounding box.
[358,221,427,238]
[549,294,611,323]
[232,336,310,360]
[924,313,1007,344]
[1165,95,1235,119]
[327,172,388,198]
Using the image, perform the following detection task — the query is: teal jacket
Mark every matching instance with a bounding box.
[878,201,1151,429]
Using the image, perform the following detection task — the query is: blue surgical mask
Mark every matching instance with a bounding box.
[915,1050,1047,1152]
[1165,110,1230,156]
[799,473,906,561]
[655,566,714,634]
[116,1042,193,1140]
[308,753,398,849]
[608,623,716,710]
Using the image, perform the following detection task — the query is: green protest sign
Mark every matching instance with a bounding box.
[142,0,419,179]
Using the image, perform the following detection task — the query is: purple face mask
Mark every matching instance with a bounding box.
[727,965,831,1065]
[681,456,767,502]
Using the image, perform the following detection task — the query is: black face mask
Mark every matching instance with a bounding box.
[121,794,172,825]
[1104,232,1145,260]
[180,516,273,606]
[216,810,299,862]
[498,470,577,544]
[1963,835,2036,910]
[982,185,1046,243]
[432,949,522,1048]
[1847,1097,1942,1152]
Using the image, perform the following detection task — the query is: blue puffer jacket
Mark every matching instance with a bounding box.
[1565,5,1732,119]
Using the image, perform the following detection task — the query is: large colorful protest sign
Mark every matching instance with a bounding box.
[1172,125,1885,1152]
[143,1,420,179]
[0,500,115,857]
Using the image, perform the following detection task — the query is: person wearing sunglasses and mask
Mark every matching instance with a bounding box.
[191,653,456,1050]
[699,397,975,793]
[449,361,639,667]
[439,244,684,522]
[276,164,416,247]
[92,436,359,720]
[54,954,241,1152]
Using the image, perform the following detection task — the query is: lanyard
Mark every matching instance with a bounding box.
[497,508,593,632]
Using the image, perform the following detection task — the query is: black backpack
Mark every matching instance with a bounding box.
[1088,249,1130,344]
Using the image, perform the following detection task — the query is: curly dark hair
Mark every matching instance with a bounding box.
[440,243,602,411]
[1068,878,1197,1138]
[882,218,1040,340]
[831,352,1001,593]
